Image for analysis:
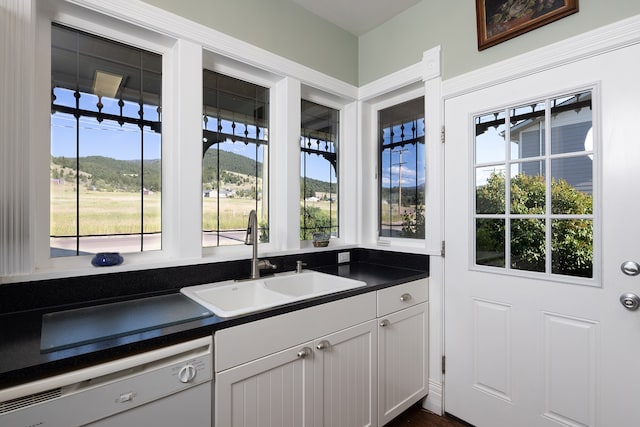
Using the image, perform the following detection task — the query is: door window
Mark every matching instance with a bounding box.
[474,91,595,280]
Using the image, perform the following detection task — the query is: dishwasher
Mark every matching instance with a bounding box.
[0,336,213,427]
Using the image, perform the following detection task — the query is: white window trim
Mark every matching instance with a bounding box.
[358,47,442,256]
[4,0,360,282]
[300,86,358,248]
[34,1,182,273]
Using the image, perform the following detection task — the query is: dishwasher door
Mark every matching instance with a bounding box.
[87,381,210,426]
[0,336,213,427]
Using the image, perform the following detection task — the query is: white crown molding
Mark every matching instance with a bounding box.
[359,45,441,102]
[65,0,358,100]
[443,14,640,99]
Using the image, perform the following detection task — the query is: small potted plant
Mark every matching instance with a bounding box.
[312,232,330,247]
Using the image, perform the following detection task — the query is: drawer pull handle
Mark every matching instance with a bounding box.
[379,319,390,327]
[297,347,312,359]
[316,340,331,351]
[400,293,412,302]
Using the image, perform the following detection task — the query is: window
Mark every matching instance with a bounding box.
[50,24,162,257]
[378,97,425,239]
[474,90,594,279]
[202,70,269,247]
[300,100,339,241]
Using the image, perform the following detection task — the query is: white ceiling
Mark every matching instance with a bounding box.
[293,0,422,36]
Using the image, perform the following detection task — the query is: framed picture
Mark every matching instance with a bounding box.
[476,0,578,50]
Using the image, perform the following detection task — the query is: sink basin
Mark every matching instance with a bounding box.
[263,271,365,297]
[180,271,366,318]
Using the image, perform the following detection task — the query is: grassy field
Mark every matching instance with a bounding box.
[51,181,337,236]
[51,182,161,236]
[202,197,263,230]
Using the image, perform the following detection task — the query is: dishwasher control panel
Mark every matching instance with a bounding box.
[172,356,208,383]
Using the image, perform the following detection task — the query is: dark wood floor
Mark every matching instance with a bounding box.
[386,404,472,427]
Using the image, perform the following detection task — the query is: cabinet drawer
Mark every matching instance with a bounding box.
[215,292,376,372]
[377,278,428,317]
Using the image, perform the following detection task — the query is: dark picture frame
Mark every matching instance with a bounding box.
[476,0,578,50]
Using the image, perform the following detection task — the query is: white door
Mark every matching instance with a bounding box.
[444,42,640,426]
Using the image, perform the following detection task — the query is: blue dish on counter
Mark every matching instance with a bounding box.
[91,252,124,267]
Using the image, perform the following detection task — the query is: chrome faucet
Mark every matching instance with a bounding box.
[245,209,276,279]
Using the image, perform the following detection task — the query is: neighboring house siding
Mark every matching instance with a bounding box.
[519,122,592,194]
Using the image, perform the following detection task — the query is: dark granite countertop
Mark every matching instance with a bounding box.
[0,253,427,389]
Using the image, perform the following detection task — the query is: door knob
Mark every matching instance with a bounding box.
[620,293,640,310]
[621,261,640,276]
[297,347,312,358]
[316,340,331,351]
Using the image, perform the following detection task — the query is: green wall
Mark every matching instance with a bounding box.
[359,0,640,84]
[142,0,640,86]
[142,0,359,86]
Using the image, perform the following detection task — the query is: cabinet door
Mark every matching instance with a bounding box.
[314,320,377,427]
[378,302,428,426]
[216,342,314,427]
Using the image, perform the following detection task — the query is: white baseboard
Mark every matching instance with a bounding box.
[421,379,443,415]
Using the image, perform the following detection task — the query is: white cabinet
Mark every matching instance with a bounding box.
[376,279,429,426]
[216,340,315,427]
[214,293,377,427]
[314,320,377,427]
[213,278,429,427]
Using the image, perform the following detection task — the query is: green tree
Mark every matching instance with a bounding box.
[476,172,593,278]
[402,205,425,238]
[300,206,332,240]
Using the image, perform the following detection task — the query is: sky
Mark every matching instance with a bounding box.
[51,88,330,182]
[380,120,426,189]
[51,88,161,160]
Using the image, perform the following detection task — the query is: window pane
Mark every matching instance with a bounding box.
[511,219,545,272]
[475,111,506,163]
[476,165,506,214]
[300,100,339,241]
[550,156,593,215]
[379,97,425,239]
[510,161,545,214]
[50,24,162,257]
[552,219,593,278]
[476,218,505,267]
[510,101,545,160]
[550,92,592,155]
[202,71,269,247]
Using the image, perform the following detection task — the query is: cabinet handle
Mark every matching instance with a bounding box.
[400,293,412,302]
[379,319,390,327]
[297,347,312,359]
[316,340,331,350]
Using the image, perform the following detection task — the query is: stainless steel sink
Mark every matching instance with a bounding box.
[180,271,366,318]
